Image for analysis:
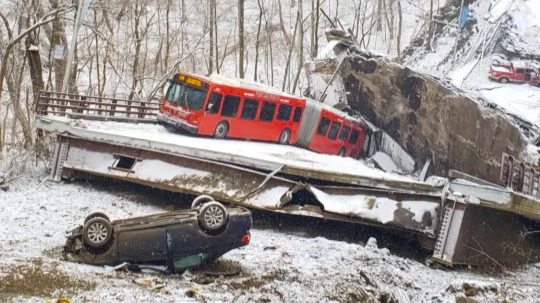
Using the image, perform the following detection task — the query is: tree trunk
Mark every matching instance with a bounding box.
[396,0,402,56]
[282,10,300,92]
[49,0,68,92]
[254,0,263,81]
[209,0,215,75]
[25,32,44,102]
[292,0,304,94]
[238,0,245,78]
[377,0,383,31]
[129,1,142,101]
[214,1,219,73]
[311,0,320,58]
[427,0,434,50]
[277,0,290,44]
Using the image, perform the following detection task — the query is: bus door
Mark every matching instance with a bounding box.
[338,124,353,156]
[272,100,293,143]
[235,96,263,140]
[257,100,279,142]
[347,126,363,158]
[199,89,223,135]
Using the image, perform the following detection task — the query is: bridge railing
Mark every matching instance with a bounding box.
[36,91,160,123]
[500,152,540,198]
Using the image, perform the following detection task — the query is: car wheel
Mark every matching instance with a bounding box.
[198,202,228,233]
[214,121,229,139]
[82,217,113,249]
[278,129,291,144]
[338,147,346,156]
[191,194,215,210]
[84,212,110,224]
[500,77,509,84]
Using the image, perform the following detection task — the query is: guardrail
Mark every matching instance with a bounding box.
[36,91,159,123]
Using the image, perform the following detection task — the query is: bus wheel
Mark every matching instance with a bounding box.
[500,77,509,84]
[338,147,346,157]
[278,129,291,144]
[214,121,229,139]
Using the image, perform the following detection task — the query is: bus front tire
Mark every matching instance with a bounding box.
[214,122,229,139]
[278,129,291,144]
[338,147,346,157]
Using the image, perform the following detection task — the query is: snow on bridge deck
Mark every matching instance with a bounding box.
[37,115,435,193]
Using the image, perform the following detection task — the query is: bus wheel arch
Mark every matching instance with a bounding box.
[338,147,346,156]
[278,128,291,144]
[214,121,229,139]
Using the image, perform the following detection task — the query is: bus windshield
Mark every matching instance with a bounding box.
[165,81,208,111]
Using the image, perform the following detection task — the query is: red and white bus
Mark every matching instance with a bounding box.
[158,72,367,158]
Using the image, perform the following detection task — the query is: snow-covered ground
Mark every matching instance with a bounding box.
[2,165,540,302]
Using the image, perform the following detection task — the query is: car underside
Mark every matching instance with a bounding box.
[64,196,252,272]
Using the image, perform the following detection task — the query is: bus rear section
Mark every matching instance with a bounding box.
[158,74,210,134]
[297,100,367,158]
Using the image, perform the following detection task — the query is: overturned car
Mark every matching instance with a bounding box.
[64,196,252,272]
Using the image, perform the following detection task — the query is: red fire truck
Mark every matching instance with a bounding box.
[157,73,367,158]
[488,61,537,84]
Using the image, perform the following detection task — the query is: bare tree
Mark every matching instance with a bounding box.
[0,5,72,151]
[427,0,434,50]
[282,8,300,92]
[277,0,291,44]
[238,0,245,78]
[254,0,264,81]
[208,0,215,75]
[49,0,69,92]
[397,0,402,56]
[311,0,320,58]
[292,0,304,94]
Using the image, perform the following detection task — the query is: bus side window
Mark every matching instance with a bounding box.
[293,107,303,123]
[317,117,331,136]
[221,95,241,117]
[260,101,276,122]
[349,130,359,144]
[328,122,341,140]
[277,104,292,121]
[206,93,222,114]
[241,99,259,120]
[339,126,351,141]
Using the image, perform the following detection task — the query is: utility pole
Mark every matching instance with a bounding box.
[61,0,91,93]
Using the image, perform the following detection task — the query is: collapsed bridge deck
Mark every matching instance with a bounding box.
[36,91,540,267]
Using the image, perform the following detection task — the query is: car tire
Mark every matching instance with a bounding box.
[82,217,113,249]
[338,147,346,156]
[278,129,291,144]
[214,121,229,139]
[191,194,215,210]
[198,202,228,233]
[500,77,509,84]
[84,212,110,224]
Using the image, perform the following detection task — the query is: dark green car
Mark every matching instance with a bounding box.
[64,196,252,272]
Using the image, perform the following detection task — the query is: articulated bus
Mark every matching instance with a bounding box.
[157,72,367,158]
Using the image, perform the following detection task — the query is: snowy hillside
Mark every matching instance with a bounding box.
[405,0,540,128]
